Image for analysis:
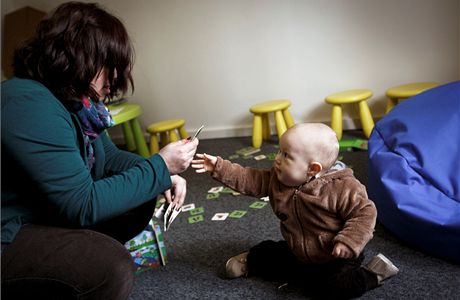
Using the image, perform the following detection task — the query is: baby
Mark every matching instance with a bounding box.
[192,123,398,299]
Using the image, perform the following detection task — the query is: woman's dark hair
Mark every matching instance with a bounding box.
[13,1,134,102]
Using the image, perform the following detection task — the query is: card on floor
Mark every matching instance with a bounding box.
[208,186,224,193]
[266,153,277,160]
[206,193,219,200]
[236,146,261,156]
[189,207,204,215]
[249,201,268,209]
[181,203,195,212]
[229,210,247,218]
[188,215,204,224]
[220,187,235,194]
[211,213,229,221]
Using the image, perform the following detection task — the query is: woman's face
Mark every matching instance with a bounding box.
[91,68,112,100]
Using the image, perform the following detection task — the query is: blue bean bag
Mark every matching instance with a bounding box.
[368,81,460,263]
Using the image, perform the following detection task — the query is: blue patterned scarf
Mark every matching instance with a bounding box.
[73,96,114,169]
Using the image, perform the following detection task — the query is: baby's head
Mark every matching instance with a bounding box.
[274,123,339,187]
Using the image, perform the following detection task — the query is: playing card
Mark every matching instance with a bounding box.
[189,207,204,216]
[163,203,182,231]
[236,146,261,156]
[166,206,181,230]
[208,186,223,193]
[154,203,167,219]
[211,213,229,221]
[163,202,174,228]
[181,203,195,212]
[187,125,204,142]
[249,201,268,209]
[229,210,247,218]
[188,215,204,224]
[206,193,219,200]
[191,125,204,140]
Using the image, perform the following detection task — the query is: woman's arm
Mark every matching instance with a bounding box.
[2,80,171,227]
[101,132,146,174]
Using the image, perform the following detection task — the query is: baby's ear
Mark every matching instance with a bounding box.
[307,162,322,177]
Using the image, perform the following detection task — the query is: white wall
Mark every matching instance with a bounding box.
[2,0,459,140]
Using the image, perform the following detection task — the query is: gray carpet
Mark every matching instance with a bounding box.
[129,135,460,300]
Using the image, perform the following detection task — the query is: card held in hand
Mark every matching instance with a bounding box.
[163,203,182,231]
[154,202,182,231]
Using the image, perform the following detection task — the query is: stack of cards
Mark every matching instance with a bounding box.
[154,202,182,231]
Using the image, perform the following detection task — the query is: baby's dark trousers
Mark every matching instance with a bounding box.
[247,240,379,299]
[1,199,156,300]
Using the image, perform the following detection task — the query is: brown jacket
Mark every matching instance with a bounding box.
[212,157,377,264]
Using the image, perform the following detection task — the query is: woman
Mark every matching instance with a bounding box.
[1,2,198,299]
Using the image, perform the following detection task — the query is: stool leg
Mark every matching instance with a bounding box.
[169,130,179,142]
[262,114,271,141]
[330,105,343,140]
[282,109,295,128]
[252,114,263,148]
[159,132,169,148]
[358,101,374,139]
[130,119,150,158]
[122,122,136,152]
[179,126,189,139]
[274,110,287,139]
[150,134,160,155]
[386,97,398,113]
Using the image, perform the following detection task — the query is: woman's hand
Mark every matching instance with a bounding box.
[191,153,217,173]
[159,138,199,175]
[163,175,187,209]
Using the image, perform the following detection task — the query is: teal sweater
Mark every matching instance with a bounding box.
[1,78,171,243]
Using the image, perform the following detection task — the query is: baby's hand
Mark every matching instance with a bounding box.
[191,153,217,173]
[332,242,354,259]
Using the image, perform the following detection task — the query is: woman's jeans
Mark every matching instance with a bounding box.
[1,199,156,300]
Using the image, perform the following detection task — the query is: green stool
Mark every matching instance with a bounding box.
[107,102,150,158]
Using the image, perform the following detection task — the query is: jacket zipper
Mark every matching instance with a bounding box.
[293,186,310,262]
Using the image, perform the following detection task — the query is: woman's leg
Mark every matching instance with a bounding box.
[1,224,134,300]
[1,199,157,299]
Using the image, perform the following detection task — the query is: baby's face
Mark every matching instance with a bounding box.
[273,123,339,187]
[274,132,312,187]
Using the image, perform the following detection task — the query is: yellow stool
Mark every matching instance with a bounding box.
[107,102,150,158]
[325,89,374,140]
[385,82,439,113]
[249,99,295,149]
[147,119,188,154]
